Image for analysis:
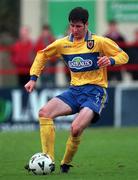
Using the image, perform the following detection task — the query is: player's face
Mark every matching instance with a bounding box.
[69,21,88,40]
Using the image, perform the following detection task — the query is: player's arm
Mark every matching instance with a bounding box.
[98,37,129,68]
[24,40,60,92]
[30,40,59,78]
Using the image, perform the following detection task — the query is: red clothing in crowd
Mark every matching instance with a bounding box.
[34,34,55,52]
[10,39,34,87]
[34,33,56,60]
[11,40,34,68]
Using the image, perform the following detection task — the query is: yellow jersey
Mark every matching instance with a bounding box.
[30,31,129,88]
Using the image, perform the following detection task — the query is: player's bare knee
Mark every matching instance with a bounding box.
[39,108,53,118]
[71,124,81,137]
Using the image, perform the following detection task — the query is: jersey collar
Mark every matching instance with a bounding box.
[68,30,92,42]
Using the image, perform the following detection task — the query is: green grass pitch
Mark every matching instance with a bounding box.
[0,127,138,180]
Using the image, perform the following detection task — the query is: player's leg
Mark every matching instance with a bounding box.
[39,97,72,161]
[60,85,108,172]
[61,107,95,172]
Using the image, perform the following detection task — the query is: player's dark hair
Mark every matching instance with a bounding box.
[68,7,89,24]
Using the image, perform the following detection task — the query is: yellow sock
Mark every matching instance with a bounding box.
[61,135,81,165]
[39,117,55,161]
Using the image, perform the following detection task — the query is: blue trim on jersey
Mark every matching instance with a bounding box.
[30,75,38,81]
[84,31,89,41]
[109,58,115,66]
[62,52,99,72]
[69,34,74,42]
[69,30,92,42]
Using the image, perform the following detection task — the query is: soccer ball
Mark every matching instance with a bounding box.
[28,152,54,175]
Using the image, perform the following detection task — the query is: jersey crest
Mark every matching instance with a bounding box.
[87,40,94,49]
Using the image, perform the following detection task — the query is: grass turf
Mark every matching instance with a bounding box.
[0,127,138,180]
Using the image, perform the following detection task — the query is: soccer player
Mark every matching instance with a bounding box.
[24,7,129,173]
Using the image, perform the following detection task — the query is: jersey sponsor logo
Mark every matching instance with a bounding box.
[68,57,93,70]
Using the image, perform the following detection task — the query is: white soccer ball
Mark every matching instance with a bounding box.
[28,152,54,175]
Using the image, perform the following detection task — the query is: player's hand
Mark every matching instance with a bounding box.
[24,80,36,93]
[97,56,111,68]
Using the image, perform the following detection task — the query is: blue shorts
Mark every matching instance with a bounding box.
[56,84,108,122]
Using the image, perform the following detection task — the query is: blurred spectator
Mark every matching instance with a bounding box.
[133,28,138,46]
[104,20,127,82]
[104,20,126,47]
[34,24,56,87]
[10,26,34,87]
[34,24,55,52]
[126,28,138,80]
